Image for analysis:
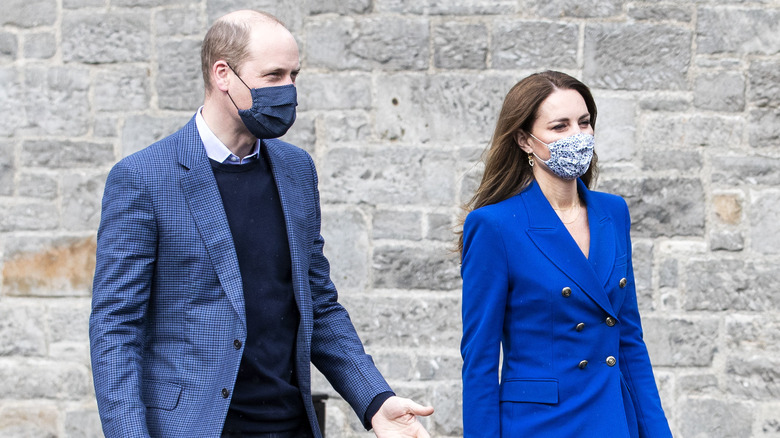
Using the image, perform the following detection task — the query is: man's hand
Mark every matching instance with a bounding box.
[371,396,434,438]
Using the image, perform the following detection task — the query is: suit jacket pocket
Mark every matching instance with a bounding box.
[143,380,183,411]
[500,378,558,404]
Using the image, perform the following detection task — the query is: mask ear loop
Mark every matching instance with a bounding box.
[225,63,251,111]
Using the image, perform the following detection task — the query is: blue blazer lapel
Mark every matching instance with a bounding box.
[263,140,310,315]
[522,180,617,318]
[176,117,246,327]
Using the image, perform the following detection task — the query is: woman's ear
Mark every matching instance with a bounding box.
[515,131,534,154]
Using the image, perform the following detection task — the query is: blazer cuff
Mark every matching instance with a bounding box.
[363,391,395,430]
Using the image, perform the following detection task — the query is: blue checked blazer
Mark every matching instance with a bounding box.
[461,180,672,438]
[90,116,391,438]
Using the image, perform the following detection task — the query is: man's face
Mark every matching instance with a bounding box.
[229,23,300,110]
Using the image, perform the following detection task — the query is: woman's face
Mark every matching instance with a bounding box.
[525,88,593,160]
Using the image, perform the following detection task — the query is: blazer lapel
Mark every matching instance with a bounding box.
[263,140,309,314]
[177,117,246,328]
[522,181,617,318]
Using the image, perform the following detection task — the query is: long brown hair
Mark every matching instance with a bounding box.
[457,71,599,253]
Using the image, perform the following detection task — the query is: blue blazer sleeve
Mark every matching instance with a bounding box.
[460,208,510,438]
[89,159,156,438]
[615,201,673,438]
[302,154,393,427]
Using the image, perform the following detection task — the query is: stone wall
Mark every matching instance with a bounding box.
[1,0,779,436]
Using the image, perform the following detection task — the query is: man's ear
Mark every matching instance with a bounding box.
[212,60,232,92]
[515,131,534,154]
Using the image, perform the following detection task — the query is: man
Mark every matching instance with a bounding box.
[89,10,433,438]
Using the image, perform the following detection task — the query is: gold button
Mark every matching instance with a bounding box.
[606,317,616,327]
[575,323,585,332]
[606,356,616,367]
[578,360,588,369]
[619,278,627,288]
[562,287,572,297]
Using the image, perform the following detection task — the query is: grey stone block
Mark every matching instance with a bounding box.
[0,141,12,196]
[0,202,58,232]
[320,147,458,207]
[426,212,456,242]
[521,0,624,18]
[306,16,429,71]
[434,21,488,70]
[311,0,372,14]
[206,0,310,33]
[599,178,705,237]
[17,172,58,200]
[375,73,515,143]
[683,259,779,311]
[710,229,745,252]
[630,239,654,311]
[0,303,47,356]
[642,317,718,366]
[726,356,780,401]
[318,111,371,144]
[321,207,369,291]
[0,32,17,62]
[414,353,462,381]
[156,38,204,111]
[639,113,743,150]
[694,70,745,111]
[155,6,205,37]
[593,95,636,163]
[341,293,461,348]
[678,398,753,438]
[94,66,151,112]
[750,190,780,254]
[748,60,780,108]
[372,244,460,290]
[492,20,578,70]
[64,410,103,438]
[61,172,106,231]
[431,382,463,436]
[1,0,57,27]
[749,108,780,148]
[659,258,678,289]
[584,23,691,90]
[93,114,120,139]
[63,0,103,7]
[22,66,90,137]
[712,155,780,186]
[22,140,114,169]
[639,94,690,112]
[23,32,56,60]
[2,236,96,297]
[296,73,372,110]
[640,149,702,172]
[627,4,693,22]
[0,359,91,400]
[375,0,515,15]
[62,11,151,64]
[373,210,422,241]
[697,7,780,55]
[726,315,780,352]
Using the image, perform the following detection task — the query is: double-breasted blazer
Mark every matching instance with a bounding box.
[460,179,672,437]
[90,116,391,437]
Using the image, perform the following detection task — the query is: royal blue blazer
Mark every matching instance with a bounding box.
[90,116,391,437]
[461,180,672,438]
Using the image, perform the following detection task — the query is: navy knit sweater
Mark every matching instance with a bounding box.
[211,156,306,434]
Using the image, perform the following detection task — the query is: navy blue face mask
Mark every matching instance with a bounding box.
[227,64,298,139]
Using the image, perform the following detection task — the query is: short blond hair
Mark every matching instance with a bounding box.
[200,11,284,95]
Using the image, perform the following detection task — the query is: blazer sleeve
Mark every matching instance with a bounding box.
[304,155,393,427]
[89,160,155,438]
[460,209,509,438]
[616,200,673,438]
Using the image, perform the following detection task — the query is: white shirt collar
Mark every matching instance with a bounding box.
[195,106,259,164]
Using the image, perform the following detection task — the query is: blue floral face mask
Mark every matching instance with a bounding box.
[529,132,595,180]
[227,64,297,139]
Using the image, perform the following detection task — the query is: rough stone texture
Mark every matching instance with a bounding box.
[697,7,780,56]
[433,21,488,70]
[1,2,779,437]
[492,20,578,70]
[693,70,745,112]
[584,23,691,90]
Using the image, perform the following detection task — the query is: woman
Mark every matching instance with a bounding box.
[459,71,672,437]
